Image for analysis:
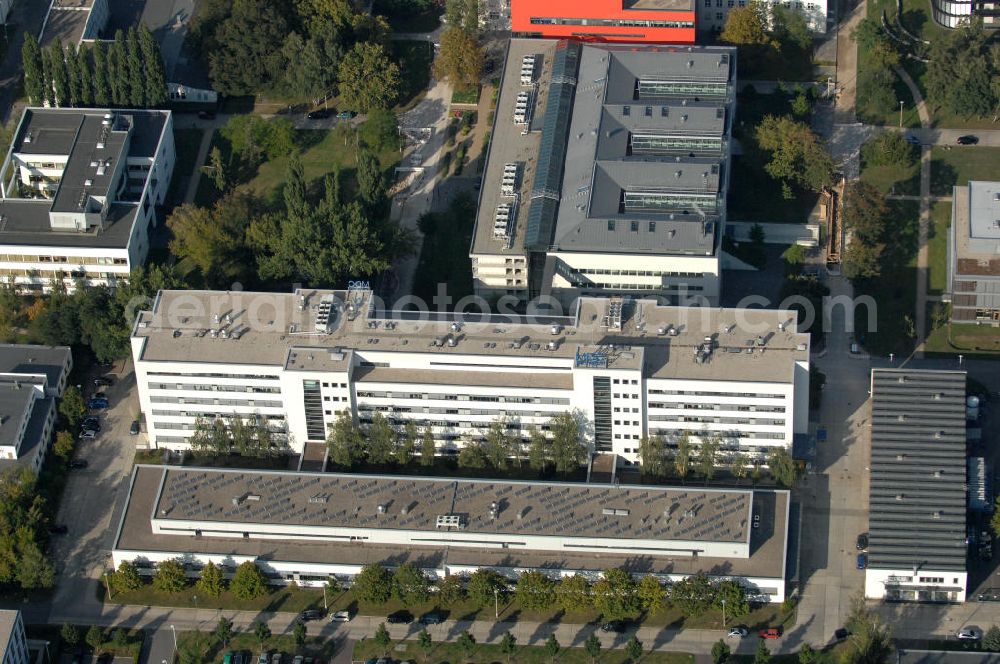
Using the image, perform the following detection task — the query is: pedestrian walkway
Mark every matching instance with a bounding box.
[183,129,215,205]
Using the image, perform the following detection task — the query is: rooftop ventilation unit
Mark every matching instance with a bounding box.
[314,294,335,333]
[501,163,519,196]
[436,514,465,529]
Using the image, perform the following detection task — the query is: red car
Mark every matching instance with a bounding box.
[759,627,782,639]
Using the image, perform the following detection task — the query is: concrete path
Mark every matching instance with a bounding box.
[886,194,951,202]
[890,126,1000,146]
[833,0,866,124]
[895,65,933,356]
[463,81,494,174]
[182,128,215,205]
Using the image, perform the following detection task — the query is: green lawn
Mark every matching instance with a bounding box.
[927,200,951,295]
[165,128,205,207]
[105,584,326,613]
[412,192,475,302]
[392,40,434,111]
[853,200,920,357]
[859,147,921,196]
[374,0,442,31]
[452,87,480,105]
[177,630,336,664]
[355,639,693,664]
[925,318,1000,355]
[930,146,1000,196]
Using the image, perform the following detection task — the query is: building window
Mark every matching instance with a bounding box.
[607,220,615,231]
[644,106,652,117]
[623,105,630,116]
[716,11,724,18]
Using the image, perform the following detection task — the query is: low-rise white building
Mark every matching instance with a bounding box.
[696,0,829,35]
[0,344,72,473]
[114,465,793,602]
[0,108,174,292]
[0,610,28,664]
[130,288,810,466]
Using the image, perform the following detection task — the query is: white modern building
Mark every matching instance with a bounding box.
[39,0,109,47]
[0,108,174,292]
[130,287,810,465]
[114,465,793,601]
[471,39,736,307]
[0,344,73,473]
[696,0,829,34]
[0,610,28,664]
[948,181,1000,324]
[865,369,969,603]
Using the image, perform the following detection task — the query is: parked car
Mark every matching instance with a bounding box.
[856,533,868,551]
[957,627,983,640]
[419,611,444,625]
[856,553,867,570]
[258,653,269,664]
[904,133,920,145]
[307,109,332,119]
[79,429,97,440]
[93,377,113,388]
[330,610,352,622]
[292,657,304,664]
[87,397,108,410]
[69,460,88,470]
[957,135,979,145]
[81,420,101,433]
[387,610,413,624]
[834,628,850,641]
[336,111,355,119]
[759,627,782,639]
[130,420,141,435]
[298,609,325,622]
[977,588,1000,601]
[197,110,217,120]
[48,524,68,535]
[271,654,282,664]
[727,627,748,639]
[600,620,627,633]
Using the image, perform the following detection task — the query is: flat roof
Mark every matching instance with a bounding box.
[0,344,70,388]
[0,384,36,450]
[624,0,694,9]
[0,396,54,470]
[115,466,789,580]
[133,289,810,383]
[953,182,1000,277]
[868,369,968,572]
[0,200,138,248]
[40,6,92,48]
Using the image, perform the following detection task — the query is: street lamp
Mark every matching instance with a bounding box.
[493,587,499,620]
[721,598,726,628]
[170,625,177,658]
[104,571,113,600]
[899,101,905,128]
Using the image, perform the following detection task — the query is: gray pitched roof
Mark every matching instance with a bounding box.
[868,369,968,572]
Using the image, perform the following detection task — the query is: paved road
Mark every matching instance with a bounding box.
[890,127,1000,146]
[0,0,51,122]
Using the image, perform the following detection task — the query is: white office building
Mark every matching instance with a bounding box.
[130,288,810,465]
[0,611,28,664]
[697,0,830,34]
[0,108,174,292]
[114,465,793,601]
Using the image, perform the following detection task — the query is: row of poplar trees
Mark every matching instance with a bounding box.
[21,26,167,109]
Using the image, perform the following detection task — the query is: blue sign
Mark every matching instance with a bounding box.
[575,347,608,369]
[347,280,371,291]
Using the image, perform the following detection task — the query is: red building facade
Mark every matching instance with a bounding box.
[510,0,696,44]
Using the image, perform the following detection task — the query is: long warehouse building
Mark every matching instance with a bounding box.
[131,288,810,466]
[113,465,793,601]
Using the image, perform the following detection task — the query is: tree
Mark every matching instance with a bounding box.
[698,436,719,481]
[125,27,146,107]
[76,44,94,106]
[842,181,891,243]
[527,425,548,472]
[639,435,668,478]
[991,497,1000,538]
[354,563,393,604]
[213,617,234,649]
[625,636,643,663]
[730,452,750,484]
[204,146,228,192]
[178,631,212,664]
[107,32,128,106]
[338,42,400,113]
[138,25,167,106]
[712,639,731,664]
[593,568,638,620]
[843,237,886,281]
[22,35,45,105]
[60,385,87,429]
[720,4,773,46]
[458,442,488,469]
[670,573,714,617]
[798,644,818,663]
[984,626,1000,652]
[558,574,592,613]
[393,563,430,604]
[111,629,128,648]
[438,574,466,606]
[420,426,436,466]
[209,0,290,95]
[713,580,750,618]
[279,30,342,100]
[166,192,257,286]
[755,115,834,193]
[754,640,771,664]
[467,568,506,607]
[927,21,997,119]
[197,561,225,597]
[397,422,418,466]
[481,417,515,470]
[458,631,477,659]
[252,621,271,650]
[372,623,392,655]
[152,558,188,593]
[637,575,666,614]
[357,149,386,213]
[544,635,560,662]
[92,42,110,107]
[861,133,917,169]
[230,561,267,600]
[843,594,892,664]
[675,435,692,481]
[436,26,483,93]
[360,108,400,152]
[49,40,70,107]
[417,630,433,661]
[500,632,516,664]
[85,626,104,652]
[584,634,602,664]
[112,560,143,593]
[367,411,396,465]
[61,624,80,647]
[767,448,797,488]
[326,411,366,468]
[771,4,811,50]
[550,413,585,474]
[516,570,556,611]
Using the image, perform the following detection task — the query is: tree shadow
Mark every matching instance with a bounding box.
[929,158,958,197]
